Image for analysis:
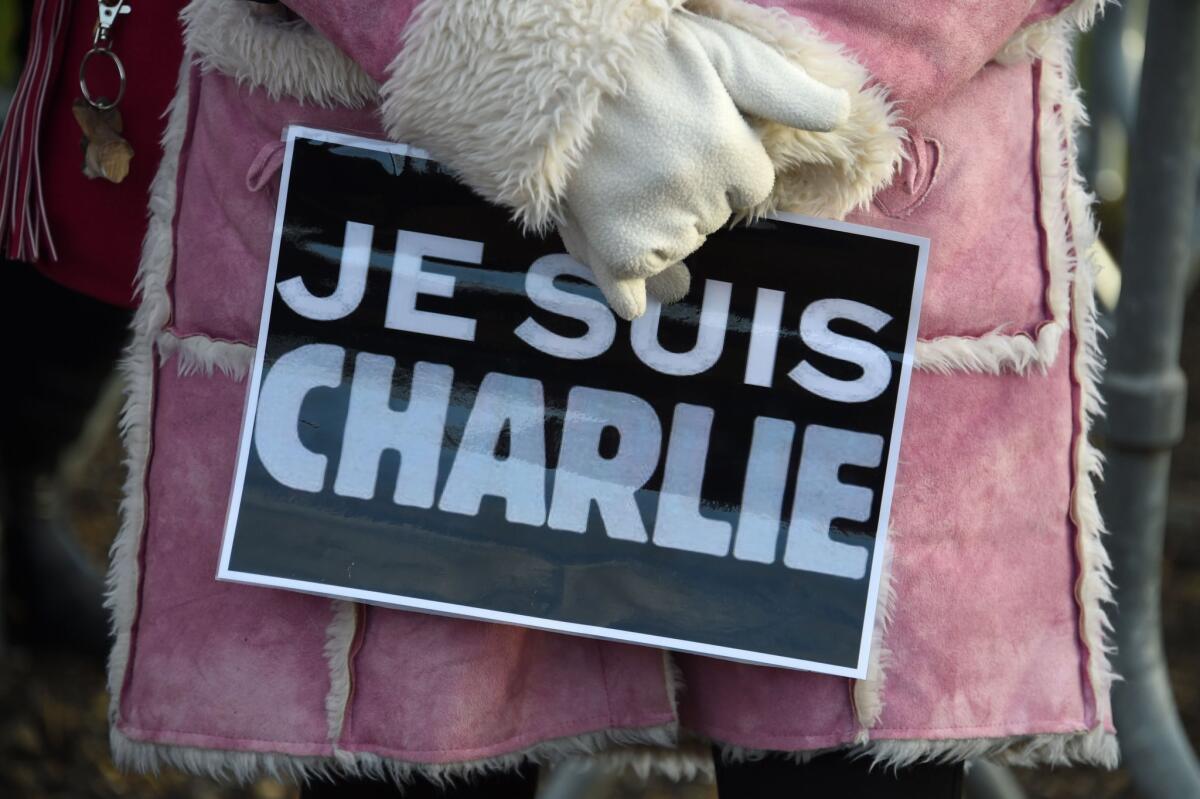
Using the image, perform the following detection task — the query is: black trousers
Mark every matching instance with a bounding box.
[713,751,964,798]
[298,752,963,798]
[299,766,540,799]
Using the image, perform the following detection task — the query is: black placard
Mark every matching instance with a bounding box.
[218,127,928,677]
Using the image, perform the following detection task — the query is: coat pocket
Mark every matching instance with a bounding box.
[167,2,383,347]
[852,58,1080,376]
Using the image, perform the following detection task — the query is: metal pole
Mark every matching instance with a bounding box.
[1102,0,1200,797]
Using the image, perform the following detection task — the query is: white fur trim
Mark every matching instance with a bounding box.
[1033,50,1080,355]
[686,0,904,220]
[997,0,1109,65]
[382,0,683,234]
[155,331,255,381]
[110,721,681,786]
[662,651,683,717]
[106,339,153,704]
[182,0,378,109]
[851,532,897,739]
[716,726,1117,770]
[861,725,1118,769]
[1055,37,1118,739]
[105,51,194,718]
[323,600,359,764]
[915,323,1065,376]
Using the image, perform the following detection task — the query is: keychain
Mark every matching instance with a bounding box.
[75,0,133,183]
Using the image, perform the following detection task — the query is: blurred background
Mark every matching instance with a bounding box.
[0,0,1197,797]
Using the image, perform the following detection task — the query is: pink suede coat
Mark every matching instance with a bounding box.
[106,0,1118,781]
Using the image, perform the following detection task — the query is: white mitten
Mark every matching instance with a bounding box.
[558,12,849,319]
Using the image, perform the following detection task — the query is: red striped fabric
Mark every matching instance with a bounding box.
[0,0,70,262]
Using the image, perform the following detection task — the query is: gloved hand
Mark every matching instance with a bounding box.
[559,11,849,319]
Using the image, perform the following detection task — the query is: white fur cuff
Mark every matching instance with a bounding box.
[182,0,378,109]
[382,0,685,233]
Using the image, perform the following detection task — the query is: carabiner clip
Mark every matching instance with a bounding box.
[94,0,131,46]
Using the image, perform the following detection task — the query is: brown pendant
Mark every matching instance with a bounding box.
[72,97,134,183]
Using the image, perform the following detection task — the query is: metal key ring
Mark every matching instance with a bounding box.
[79,46,126,111]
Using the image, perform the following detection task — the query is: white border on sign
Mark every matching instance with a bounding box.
[216,125,930,681]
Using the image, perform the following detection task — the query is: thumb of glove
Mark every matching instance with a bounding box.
[682,13,850,133]
[559,216,649,321]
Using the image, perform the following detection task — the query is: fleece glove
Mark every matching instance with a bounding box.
[558,12,849,319]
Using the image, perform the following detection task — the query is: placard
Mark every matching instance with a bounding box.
[218,126,929,678]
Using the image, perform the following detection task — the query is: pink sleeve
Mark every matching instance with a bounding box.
[280,1,422,82]
[762,1,1039,118]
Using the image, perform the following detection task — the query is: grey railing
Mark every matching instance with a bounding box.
[1102,1,1200,798]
